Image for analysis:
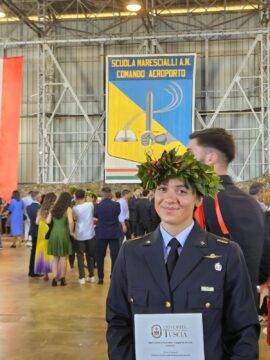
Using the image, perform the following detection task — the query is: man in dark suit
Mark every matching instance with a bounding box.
[128,187,141,238]
[188,128,269,302]
[26,191,42,277]
[106,149,259,359]
[135,189,152,236]
[94,187,120,284]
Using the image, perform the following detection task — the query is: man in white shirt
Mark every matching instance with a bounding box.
[73,189,95,285]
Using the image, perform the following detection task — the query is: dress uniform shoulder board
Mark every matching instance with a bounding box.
[216,238,229,245]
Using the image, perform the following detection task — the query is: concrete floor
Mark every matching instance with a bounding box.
[0,240,269,360]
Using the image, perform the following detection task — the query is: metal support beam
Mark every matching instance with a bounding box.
[2,0,44,36]
[207,35,261,129]
[261,32,270,173]
[0,29,268,47]
[65,112,106,183]
[37,42,105,183]
[37,0,56,183]
[44,44,104,149]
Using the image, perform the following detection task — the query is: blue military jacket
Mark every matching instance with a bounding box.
[26,202,40,238]
[106,223,260,360]
[94,198,120,240]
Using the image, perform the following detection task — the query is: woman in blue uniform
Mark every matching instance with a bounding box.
[106,148,259,360]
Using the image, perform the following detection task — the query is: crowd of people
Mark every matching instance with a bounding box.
[0,185,160,287]
[0,127,270,358]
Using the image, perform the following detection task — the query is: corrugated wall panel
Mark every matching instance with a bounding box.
[0,11,265,183]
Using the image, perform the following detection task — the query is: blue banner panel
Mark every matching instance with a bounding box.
[105,54,196,183]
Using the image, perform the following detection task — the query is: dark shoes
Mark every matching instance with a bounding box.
[60,277,67,286]
[52,277,67,286]
[10,244,16,248]
[28,272,43,277]
[98,279,104,285]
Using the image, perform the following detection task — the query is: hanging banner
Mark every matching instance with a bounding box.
[105,54,196,183]
[0,57,24,202]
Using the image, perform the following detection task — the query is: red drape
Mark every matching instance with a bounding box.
[0,57,23,202]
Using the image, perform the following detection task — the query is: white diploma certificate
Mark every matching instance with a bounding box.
[134,313,205,360]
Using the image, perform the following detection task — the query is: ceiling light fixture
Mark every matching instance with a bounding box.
[126,0,142,12]
[0,6,6,18]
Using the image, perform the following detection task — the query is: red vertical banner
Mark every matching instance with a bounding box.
[0,57,23,202]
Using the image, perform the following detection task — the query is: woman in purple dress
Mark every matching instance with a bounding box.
[9,190,24,248]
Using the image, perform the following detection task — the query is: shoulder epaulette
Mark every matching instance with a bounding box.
[132,236,142,241]
[216,238,229,245]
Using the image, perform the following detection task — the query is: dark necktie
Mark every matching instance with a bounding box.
[166,238,180,279]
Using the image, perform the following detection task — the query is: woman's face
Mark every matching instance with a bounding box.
[154,177,201,232]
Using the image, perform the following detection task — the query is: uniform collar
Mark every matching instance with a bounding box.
[160,221,194,249]
[219,175,234,185]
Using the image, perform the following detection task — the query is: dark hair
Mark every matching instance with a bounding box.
[101,187,112,199]
[122,189,131,197]
[51,192,72,219]
[189,128,235,164]
[75,189,85,199]
[12,190,20,201]
[249,182,264,196]
[40,192,57,219]
[40,194,45,204]
[115,191,121,199]
[102,187,111,194]
[160,176,197,195]
[142,189,149,197]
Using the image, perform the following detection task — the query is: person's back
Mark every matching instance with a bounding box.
[128,188,141,237]
[73,189,96,284]
[135,191,152,235]
[22,193,33,209]
[136,198,151,221]
[27,201,41,239]
[50,213,69,239]
[26,191,42,276]
[73,202,95,240]
[94,198,120,239]
[188,128,267,299]
[94,187,121,284]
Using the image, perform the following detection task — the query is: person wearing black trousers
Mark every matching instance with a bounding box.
[128,188,141,238]
[94,187,120,284]
[27,191,42,277]
[135,189,152,236]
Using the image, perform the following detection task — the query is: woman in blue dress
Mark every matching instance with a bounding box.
[9,190,24,248]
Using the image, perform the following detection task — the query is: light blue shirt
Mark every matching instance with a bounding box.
[118,198,129,223]
[22,195,33,216]
[160,221,194,262]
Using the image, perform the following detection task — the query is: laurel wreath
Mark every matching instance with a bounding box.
[136,148,222,197]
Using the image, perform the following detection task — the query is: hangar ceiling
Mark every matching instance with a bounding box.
[0,0,266,38]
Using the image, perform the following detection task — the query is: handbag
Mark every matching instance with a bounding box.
[45,220,53,240]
